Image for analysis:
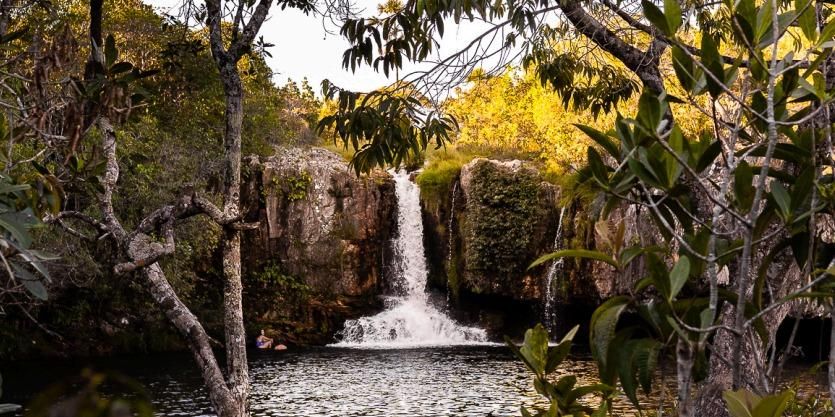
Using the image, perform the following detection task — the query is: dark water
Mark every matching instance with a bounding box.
[2,346,827,417]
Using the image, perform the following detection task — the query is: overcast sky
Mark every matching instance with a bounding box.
[144,0,498,94]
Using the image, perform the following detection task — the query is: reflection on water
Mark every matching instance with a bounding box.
[3,346,828,417]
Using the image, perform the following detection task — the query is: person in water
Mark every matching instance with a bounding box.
[256,329,288,350]
[256,329,274,349]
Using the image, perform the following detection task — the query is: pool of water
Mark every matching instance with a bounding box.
[3,346,827,417]
[4,346,611,417]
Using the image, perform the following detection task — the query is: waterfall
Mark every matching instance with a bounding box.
[543,206,567,336]
[446,180,459,306]
[333,170,488,348]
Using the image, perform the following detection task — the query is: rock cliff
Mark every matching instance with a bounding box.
[240,147,397,343]
[419,158,635,337]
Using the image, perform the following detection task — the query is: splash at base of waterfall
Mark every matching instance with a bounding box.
[331,170,488,349]
[331,298,489,348]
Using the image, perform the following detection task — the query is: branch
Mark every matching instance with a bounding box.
[205,0,230,65]
[98,117,127,240]
[228,0,274,60]
[559,0,664,92]
[48,210,109,234]
[115,218,175,275]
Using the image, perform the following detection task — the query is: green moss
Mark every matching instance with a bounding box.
[264,170,312,201]
[284,170,312,201]
[418,145,554,209]
[464,160,542,277]
[447,252,461,300]
[416,151,469,210]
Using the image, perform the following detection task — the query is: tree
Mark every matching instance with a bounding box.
[30,0,275,414]
[322,0,835,416]
[15,0,352,413]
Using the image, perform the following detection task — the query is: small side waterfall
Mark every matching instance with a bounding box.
[542,206,567,336]
[333,171,487,348]
[446,180,459,306]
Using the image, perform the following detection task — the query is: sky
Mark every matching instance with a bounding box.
[144,0,499,94]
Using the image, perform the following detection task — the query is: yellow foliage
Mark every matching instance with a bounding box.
[445,59,715,177]
[446,69,623,175]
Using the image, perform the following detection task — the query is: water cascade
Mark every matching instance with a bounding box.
[333,171,488,348]
[542,206,567,336]
[446,180,459,306]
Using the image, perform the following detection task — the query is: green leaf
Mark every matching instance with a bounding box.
[19,252,51,283]
[519,324,550,376]
[701,34,725,99]
[752,391,792,417]
[818,18,835,48]
[590,296,630,374]
[642,0,672,35]
[0,183,28,195]
[575,124,620,160]
[619,246,663,267]
[529,249,618,270]
[646,253,672,300]
[664,126,686,187]
[696,140,722,172]
[664,0,682,35]
[672,46,698,92]
[555,374,577,393]
[591,401,608,417]
[0,212,33,248]
[13,263,47,300]
[634,338,661,394]
[754,0,773,44]
[796,0,817,41]
[789,232,810,269]
[724,389,758,417]
[734,160,755,213]
[616,340,640,406]
[669,255,691,300]
[565,384,611,406]
[588,147,610,188]
[110,62,133,74]
[546,325,577,374]
[733,0,756,42]
[770,182,791,218]
[636,90,664,133]
[743,143,810,164]
[790,167,814,214]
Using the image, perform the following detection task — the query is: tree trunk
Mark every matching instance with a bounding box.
[219,60,248,417]
[140,263,242,417]
[695,250,800,417]
[77,0,258,415]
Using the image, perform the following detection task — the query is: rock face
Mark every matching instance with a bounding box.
[456,159,559,300]
[419,159,564,337]
[237,151,642,342]
[419,158,634,337]
[240,147,397,343]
